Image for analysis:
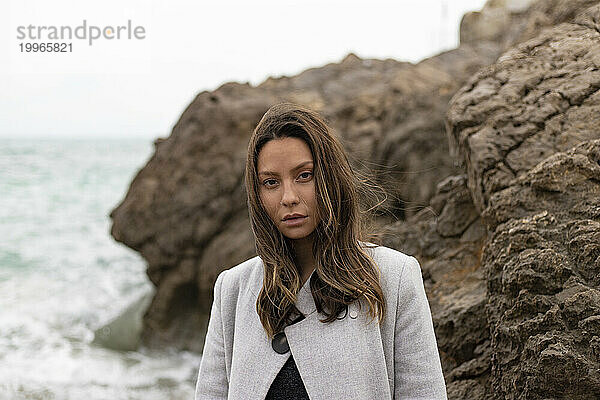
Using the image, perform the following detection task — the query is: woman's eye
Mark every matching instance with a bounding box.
[262,172,311,188]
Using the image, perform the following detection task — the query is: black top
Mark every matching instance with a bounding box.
[265,354,310,399]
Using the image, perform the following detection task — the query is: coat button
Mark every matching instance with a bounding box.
[272,332,290,354]
[349,308,358,319]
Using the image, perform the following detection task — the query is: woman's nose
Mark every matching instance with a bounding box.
[280,180,299,206]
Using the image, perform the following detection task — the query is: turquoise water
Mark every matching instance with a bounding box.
[0,138,200,400]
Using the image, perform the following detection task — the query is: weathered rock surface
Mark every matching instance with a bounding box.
[446,3,600,397]
[481,141,600,399]
[382,175,491,397]
[448,2,600,215]
[460,0,600,50]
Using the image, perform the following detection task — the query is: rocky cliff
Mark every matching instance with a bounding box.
[110,0,600,398]
[444,3,600,397]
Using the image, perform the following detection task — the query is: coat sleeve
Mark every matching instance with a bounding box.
[195,269,229,400]
[394,256,447,399]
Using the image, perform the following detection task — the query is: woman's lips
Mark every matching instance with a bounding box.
[282,216,308,226]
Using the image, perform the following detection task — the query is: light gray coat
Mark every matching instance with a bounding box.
[195,243,447,399]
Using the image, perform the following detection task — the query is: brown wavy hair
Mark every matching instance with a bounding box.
[245,102,388,338]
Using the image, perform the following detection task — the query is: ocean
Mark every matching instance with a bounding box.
[0,138,201,400]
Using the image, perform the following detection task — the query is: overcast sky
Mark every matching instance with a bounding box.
[1,0,487,139]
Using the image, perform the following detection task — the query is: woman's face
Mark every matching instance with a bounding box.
[257,137,319,241]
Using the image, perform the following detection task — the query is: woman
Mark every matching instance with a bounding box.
[195,103,447,399]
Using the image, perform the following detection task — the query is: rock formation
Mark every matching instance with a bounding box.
[445,3,600,397]
[109,0,600,398]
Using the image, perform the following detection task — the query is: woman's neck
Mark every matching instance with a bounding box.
[292,234,316,285]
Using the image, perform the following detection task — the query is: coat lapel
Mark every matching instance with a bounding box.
[227,263,290,400]
[284,272,392,400]
[284,273,392,400]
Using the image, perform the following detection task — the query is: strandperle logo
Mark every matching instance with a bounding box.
[16,20,146,46]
